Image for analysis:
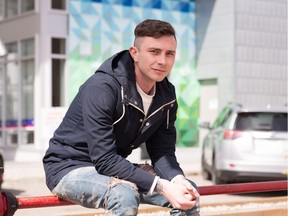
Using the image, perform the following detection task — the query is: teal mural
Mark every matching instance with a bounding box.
[68,0,199,147]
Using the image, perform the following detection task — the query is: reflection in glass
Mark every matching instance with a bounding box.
[21,0,35,13]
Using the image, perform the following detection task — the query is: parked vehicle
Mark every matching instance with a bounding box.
[200,102,288,184]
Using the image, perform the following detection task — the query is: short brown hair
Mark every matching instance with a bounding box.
[134,19,176,40]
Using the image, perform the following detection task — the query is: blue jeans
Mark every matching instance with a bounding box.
[52,167,200,216]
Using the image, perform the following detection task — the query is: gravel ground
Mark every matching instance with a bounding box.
[200,200,288,215]
[137,212,169,216]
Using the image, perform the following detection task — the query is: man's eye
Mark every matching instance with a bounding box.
[150,50,159,55]
[166,52,175,57]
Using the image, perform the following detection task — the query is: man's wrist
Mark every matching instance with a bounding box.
[148,176,160,195]
[155,178,167,194]
[171,174,186,183]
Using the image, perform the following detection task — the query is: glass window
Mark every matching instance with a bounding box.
[21,38,34,57]
[6,42,18,61]
[6,61,19,122]
[6,0,17,17]
[1,39,35,146]
[0,59,3,127]
[51,0,66,10]
[21,0,34,13]
[6,42,17,54]
[220,109,232,127]
[52,38,66,54]
[21,59,34,119]
[235,112,288,132]
[0,0,4,20]
[51,37,66,107]
[52,58,65,107]
[212,107,230,129]
[21,38,34,145]
[21,58,35,144]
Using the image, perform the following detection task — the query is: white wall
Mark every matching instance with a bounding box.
[196,0,236,110]
[196,0,287,113]
[234,0,287,107]
[34,0,69,150]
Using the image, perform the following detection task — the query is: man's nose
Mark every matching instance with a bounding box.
[157,54,166,64]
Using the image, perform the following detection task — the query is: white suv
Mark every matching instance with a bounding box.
[200,102,288,184]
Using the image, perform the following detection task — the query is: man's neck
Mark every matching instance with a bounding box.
[136,81,155,95]
[134,65,156,95]
[136,83,156,96]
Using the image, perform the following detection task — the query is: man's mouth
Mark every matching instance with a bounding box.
[153,68,166,73]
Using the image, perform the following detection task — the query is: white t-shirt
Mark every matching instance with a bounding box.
[136,84,155,115]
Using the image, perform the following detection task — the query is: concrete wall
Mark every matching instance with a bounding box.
[0,13,39,43]
[35,0,69,151]
[196,0,236,110]
[196,0,287,118]
[234,0,287,106]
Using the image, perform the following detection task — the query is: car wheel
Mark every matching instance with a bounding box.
[201,154,211,180]
[212,156,225,185]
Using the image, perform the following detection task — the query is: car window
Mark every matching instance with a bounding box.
[212,107,231,129]
[220,109,232,127]
[234,112,287,132]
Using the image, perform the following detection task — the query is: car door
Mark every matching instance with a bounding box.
[205,107,231,166]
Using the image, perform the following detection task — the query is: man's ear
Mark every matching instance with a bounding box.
[129,46,138,62]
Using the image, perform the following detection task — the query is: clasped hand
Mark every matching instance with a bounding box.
[156,175,200,210]
[138,163,200,210]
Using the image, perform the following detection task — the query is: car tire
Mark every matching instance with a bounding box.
[212,156,225,185]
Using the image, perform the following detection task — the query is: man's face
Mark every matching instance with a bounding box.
[130,35,176,87]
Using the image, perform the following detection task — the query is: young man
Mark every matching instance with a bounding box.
[43,19,200,216]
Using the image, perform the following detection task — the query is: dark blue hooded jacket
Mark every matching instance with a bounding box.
[43,50,184,192]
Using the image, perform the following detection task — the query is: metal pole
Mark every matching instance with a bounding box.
[1,180,287,215]
[17,195,73,209]
[198,180,288,196]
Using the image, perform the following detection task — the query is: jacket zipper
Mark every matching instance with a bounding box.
[130,99,176,130]
[113,86,176,130]
[113,86,126,125]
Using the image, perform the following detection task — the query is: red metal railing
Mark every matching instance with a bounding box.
[1,180,287,216]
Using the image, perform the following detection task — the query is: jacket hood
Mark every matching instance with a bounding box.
[96,50,142,108]
[95,49,176,115]
[96,50,135,87]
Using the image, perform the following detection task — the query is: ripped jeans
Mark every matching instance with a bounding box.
[52,167,200,216]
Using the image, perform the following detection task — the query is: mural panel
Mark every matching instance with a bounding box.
[69,0,199,146]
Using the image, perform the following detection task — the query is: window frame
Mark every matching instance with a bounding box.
[0,0,35,20]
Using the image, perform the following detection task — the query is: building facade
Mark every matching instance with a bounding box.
[0,0,68,160]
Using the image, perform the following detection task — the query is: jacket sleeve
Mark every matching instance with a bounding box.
[81,78,155,191]
[146,100,185,180]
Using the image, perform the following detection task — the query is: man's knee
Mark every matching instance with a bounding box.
[106,178,140,215]
[108,177,140,205]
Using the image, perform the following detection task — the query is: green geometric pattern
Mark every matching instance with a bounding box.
[68,0,199,147]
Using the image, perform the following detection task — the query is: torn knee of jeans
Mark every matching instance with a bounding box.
[80,192,87,203]
[109,176,138,190]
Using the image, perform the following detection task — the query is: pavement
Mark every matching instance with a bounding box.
[2,147,202,216]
